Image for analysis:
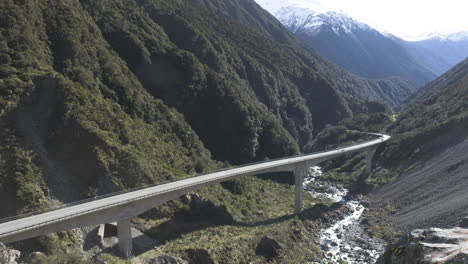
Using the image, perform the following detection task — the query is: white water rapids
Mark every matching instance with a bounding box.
[305,166,383,264]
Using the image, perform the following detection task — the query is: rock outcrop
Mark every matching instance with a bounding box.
[0,243,20,264]
[140,254,188,264]
[255,236,284,261]
[377,227,468,263]
[459,217,468,228]
[182,249,214,264]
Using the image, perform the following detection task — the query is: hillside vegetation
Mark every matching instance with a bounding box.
[311,58,468,190]
[0,0,220,219]
[79,0,420,158]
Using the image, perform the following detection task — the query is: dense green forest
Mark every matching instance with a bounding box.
[0,0,220,218]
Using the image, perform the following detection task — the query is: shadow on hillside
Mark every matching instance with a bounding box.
[141,201,235,245]
[141,201,342,247]
[233,214,296,227]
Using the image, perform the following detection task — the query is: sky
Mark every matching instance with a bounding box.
[255,0,468,40]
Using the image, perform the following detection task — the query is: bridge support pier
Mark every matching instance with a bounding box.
[294,168,305,214]
[117,218,132,258]
[365,147,378,174]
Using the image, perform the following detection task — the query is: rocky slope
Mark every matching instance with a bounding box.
[367,58,468,230]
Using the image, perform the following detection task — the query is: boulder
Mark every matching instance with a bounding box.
[180,194,192,204]
[189,193,203,208]
[27,252,46,262]
[183,249,214,264]
[146,255,187,264]
[459,216,468,228]
[255,236,284,261]
[0,242,20,264]
[180,193,203,207]
[377,227,468,264]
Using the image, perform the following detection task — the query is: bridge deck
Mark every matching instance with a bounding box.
[0,133,390,246]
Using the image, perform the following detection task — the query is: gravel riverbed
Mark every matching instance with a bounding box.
[305,166,384,264]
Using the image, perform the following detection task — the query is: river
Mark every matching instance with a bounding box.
[305,166,383,264]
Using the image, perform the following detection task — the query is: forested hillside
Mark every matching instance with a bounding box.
[79,0,413,161]
[0,0,219,218]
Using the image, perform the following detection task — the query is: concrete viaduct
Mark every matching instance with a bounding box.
[0,133,390,257]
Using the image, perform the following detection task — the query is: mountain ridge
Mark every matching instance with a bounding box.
[271,6,437,87]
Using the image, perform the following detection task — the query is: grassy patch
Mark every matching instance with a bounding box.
[361,201,398,242]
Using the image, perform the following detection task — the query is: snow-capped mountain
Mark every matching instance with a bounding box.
[406,31,468,42]
[274,7,316,33]
[255,0,329,14]
[445,31,468,41]
[275,7,370,35]
[256,1,468,84]
[272,6,436,86]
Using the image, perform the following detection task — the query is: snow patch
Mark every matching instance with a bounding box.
[273,6,372,36]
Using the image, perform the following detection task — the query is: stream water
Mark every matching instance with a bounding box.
[305,166,383,264]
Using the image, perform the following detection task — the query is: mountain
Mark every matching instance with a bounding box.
[368,57,468,230]
[272,6,437,87]
[0,0,423,260]
[396,32,468,76]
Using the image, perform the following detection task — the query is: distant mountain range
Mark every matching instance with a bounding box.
[394,32,468,76]
[260,4,468,88]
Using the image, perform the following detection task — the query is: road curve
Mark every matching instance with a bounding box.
[0,133,390,243]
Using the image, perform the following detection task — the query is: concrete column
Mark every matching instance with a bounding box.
[117,218,132,258]
[294,168,305,214]
[97,224,105,243]
[365,147,378,174]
